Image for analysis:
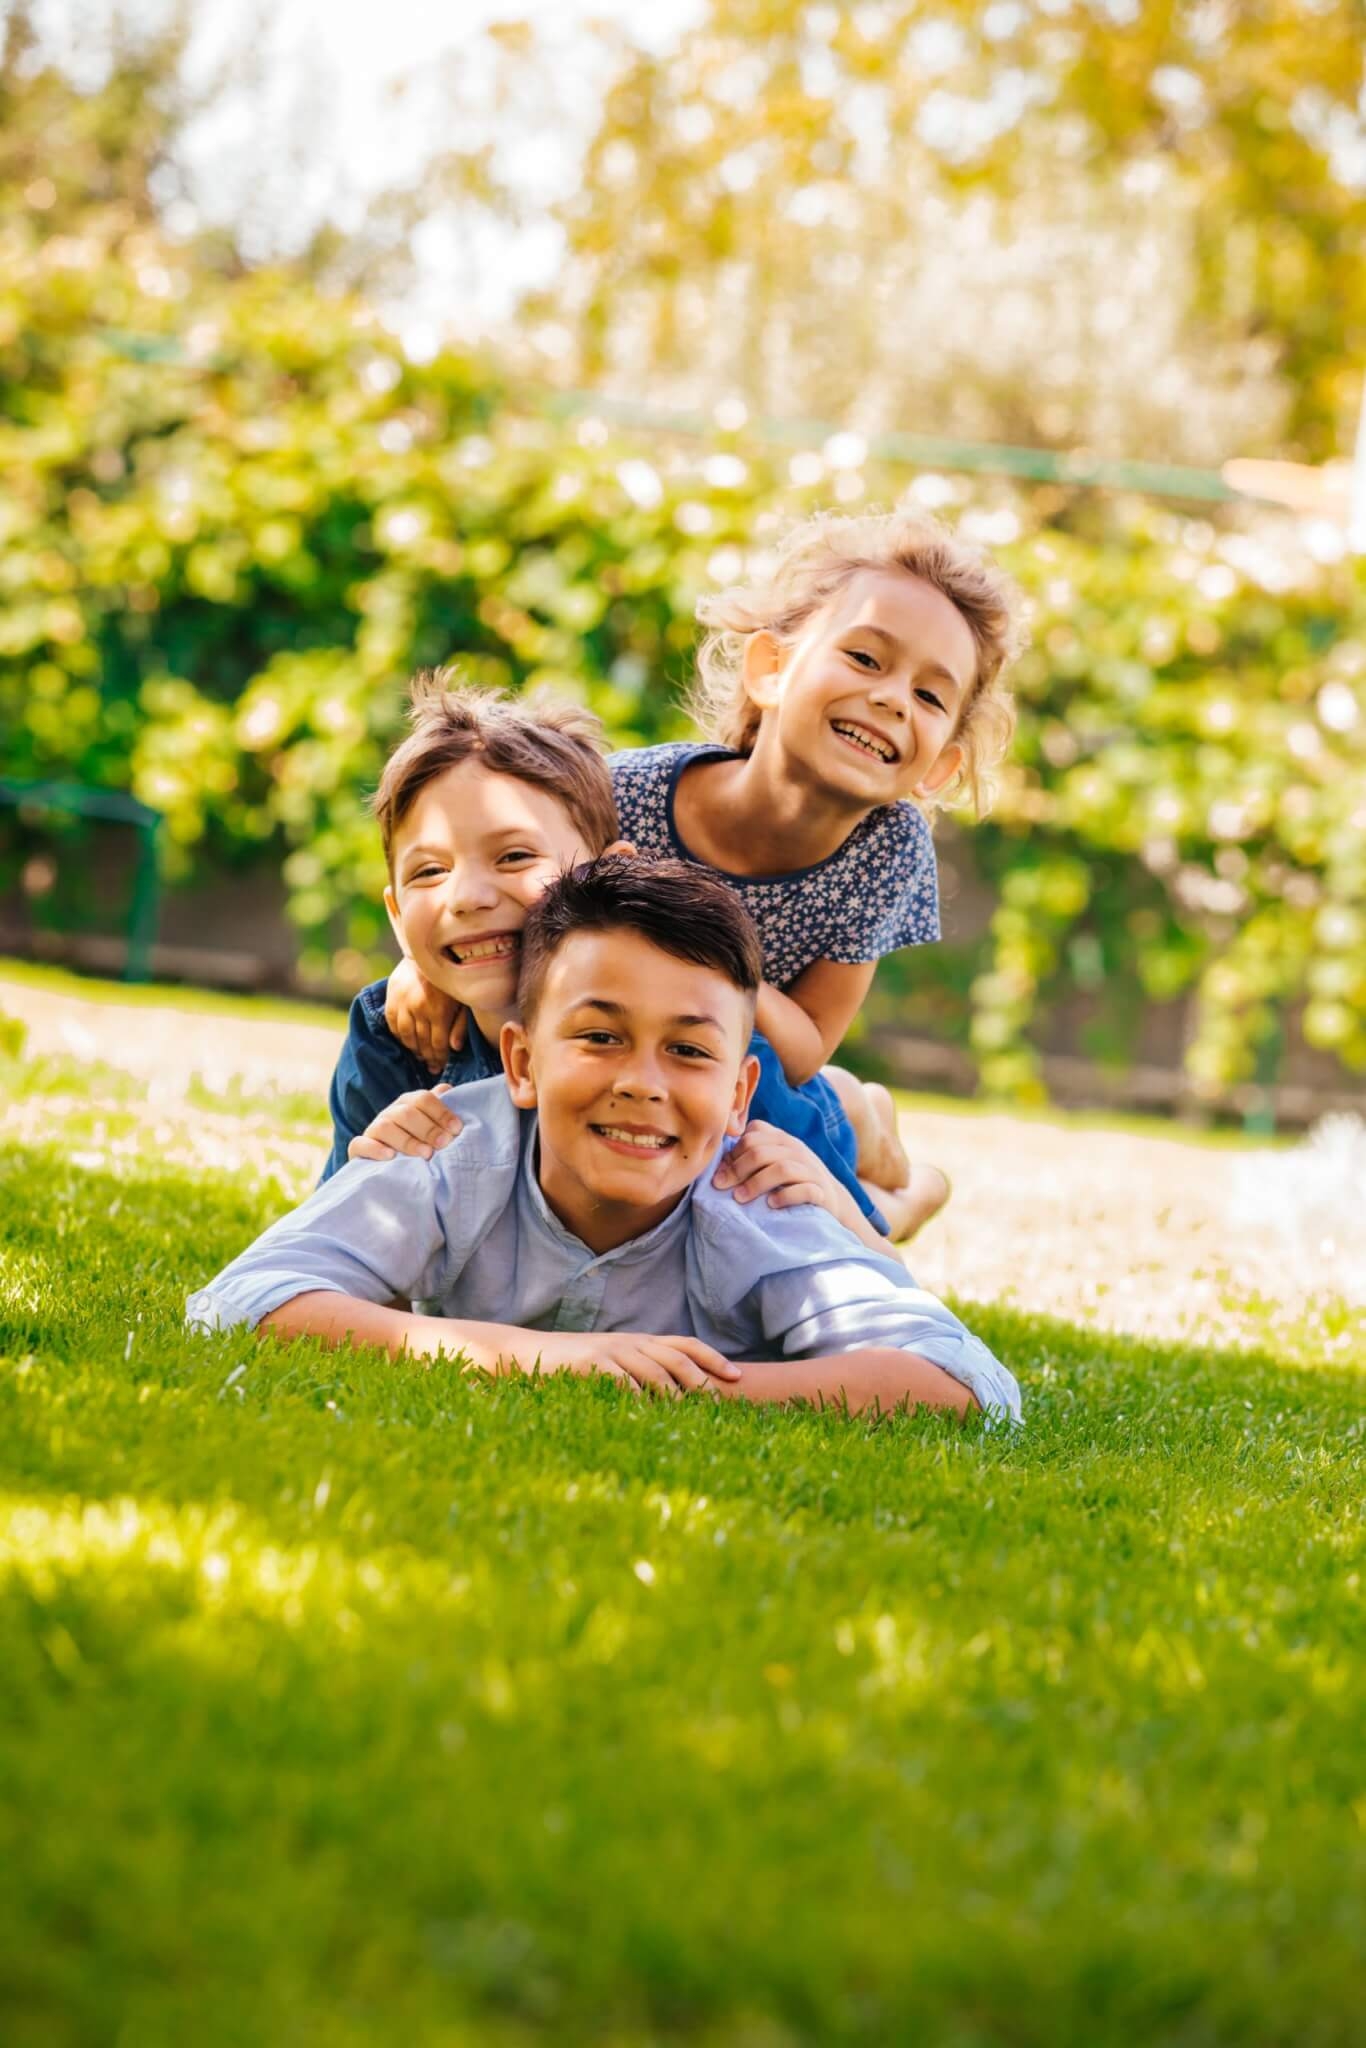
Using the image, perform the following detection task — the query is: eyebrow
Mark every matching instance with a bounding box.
[847,623,965,697]
[569,998,727,1032]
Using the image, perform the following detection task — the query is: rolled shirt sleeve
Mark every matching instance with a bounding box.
[691,1171,1022,1423]
[186,1153,458,1335]
[752,1259,1021,1423]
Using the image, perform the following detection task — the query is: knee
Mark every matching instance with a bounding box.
[822,1063,870,1128]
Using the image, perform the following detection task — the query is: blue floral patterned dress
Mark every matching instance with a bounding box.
[609,743,942,1234]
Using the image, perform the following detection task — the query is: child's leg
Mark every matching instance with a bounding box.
[822,1064,951,1239]
[863,1170,950,1244]
[822,1064,911,1188]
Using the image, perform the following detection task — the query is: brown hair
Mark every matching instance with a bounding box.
[374,669,619,871]
[518,853,763,1024]
[689,504,1023,815]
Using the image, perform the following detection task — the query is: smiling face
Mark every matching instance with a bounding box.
[384,761,603,1029]
[744,566,977,809]
[501,927,760,1254]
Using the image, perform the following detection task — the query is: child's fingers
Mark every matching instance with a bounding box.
[392,1101,461,1148]
[346,1135,396,1162]
[385,995,425,1058]
[714,1140,784,1189]
[372,1124,434,1159]
[426,1086,464,1133]
[620,1351,683,1399]
[727,1157,809,1202]
[447,1010,468,1052]
[415,1022,445,1073]
[672,1335,742,1382]
[587,1360,633,1387]
[712,1120,783,1187]
[766,1182,826,1210]
[639,1340,718,1394]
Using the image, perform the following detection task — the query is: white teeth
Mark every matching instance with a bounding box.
[451,935,519,962]
[596,1127,672,1150]
[832,721,895,762]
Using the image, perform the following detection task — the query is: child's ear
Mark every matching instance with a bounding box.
[916,742,965,799]
[725,1050,762,1138]
[740,631,784,712]
[383,884,413,959]
[501,1020,538,1108]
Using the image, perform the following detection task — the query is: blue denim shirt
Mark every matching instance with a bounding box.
[190,1076,1021,1423]
[322,979,503,1181]
[324,976,887,1233]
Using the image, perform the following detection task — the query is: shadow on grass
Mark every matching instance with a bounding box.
[5,1155,1364,2046]
[2,1458,1363,2048]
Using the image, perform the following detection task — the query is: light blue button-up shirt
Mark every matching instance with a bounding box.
[187,1077,1022,1422]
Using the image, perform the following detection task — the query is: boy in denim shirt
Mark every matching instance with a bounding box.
[321,671,622,1179]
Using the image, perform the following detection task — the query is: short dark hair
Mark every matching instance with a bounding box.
[373,669,619,873]
[518,854,763,1024]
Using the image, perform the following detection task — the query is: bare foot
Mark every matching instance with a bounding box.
[867,1164,951,1243]
[822,1065,913,1188]
[864,1081,912,1190]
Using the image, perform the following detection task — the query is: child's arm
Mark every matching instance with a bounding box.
[348,1084,463,1164]
[385,957,467,1073]
[260,1292,741,1398]
[712,1121,888,1257]
[708,1347,976,1418]
[704,1205,1023,1424]
[753,958,877,1087]
[265,1293,963,1415]
[325,981,459,1180]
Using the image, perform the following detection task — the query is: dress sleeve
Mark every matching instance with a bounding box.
[822,804,942,962]
[606,750,645,839]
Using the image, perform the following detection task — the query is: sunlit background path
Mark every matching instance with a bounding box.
[5,964,1359,1370]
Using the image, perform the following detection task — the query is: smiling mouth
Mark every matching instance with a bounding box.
[590,1125,678,1154]
[830,719,897,764]
[445,933,520,964]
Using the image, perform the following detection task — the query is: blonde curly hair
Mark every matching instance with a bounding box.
[689,505,1022,815]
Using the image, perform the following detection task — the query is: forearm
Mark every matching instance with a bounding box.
[711,1347,977,1419]
[753,982,834,1087]
[260,1292,547,1375]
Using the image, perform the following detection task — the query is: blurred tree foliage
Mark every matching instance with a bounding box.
[536,0,1365,464]
[1,8,1364,1100]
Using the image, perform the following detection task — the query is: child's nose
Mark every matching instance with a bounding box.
[445,862,500,912]
[611,1051,667,1099]
[866,673,910,718]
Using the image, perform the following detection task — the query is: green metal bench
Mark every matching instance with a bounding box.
[0,779,162,983]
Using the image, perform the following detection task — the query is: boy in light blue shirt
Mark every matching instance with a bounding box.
[188,857,1020,1422]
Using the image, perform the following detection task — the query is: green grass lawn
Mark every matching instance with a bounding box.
[1,1022,1363,2046]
